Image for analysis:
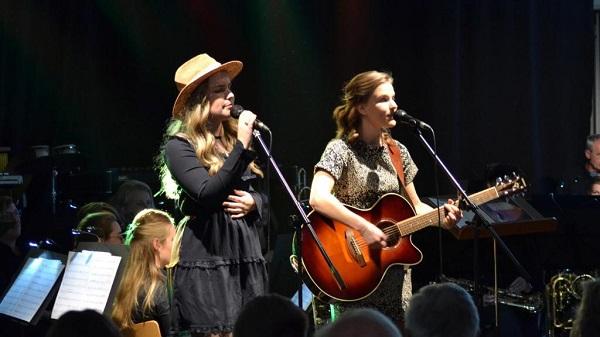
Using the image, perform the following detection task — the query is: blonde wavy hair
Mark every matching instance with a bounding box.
[156,79,263,200]
[333,70,394,142]
[111,209,174,332]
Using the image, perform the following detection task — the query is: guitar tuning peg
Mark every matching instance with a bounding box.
[496,177,503,185]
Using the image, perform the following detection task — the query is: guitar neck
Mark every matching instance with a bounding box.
[397,186,500,235]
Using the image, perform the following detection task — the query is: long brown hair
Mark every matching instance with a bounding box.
[111,209,174,332]
[333,70,394,142]
[156,77,263,200]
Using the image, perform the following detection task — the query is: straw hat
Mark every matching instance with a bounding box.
[172,53,243,118]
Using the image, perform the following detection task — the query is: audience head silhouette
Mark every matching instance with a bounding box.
[233,293,309,337]
[46,309,121,337]
[570,279,600,337]
[314,308,401,337]
[405,282,479,337]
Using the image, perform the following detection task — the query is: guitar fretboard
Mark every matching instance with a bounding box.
[396,186,500,235]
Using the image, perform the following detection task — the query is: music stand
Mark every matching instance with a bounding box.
[450,199,557,329]
[0,248,67,326]
[73,242,129,315]
[450,217,558,240]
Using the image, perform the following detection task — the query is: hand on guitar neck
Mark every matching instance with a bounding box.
[434,199,463,229]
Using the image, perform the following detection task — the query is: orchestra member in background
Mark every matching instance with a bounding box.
[559,134,600,194]
[74,211,122,246]
[309,70,461,325]
[0,196,23,293]
[112,209,175,337]
[76,201,122,228]
[588,176,600,196]
[110,179,155,226]
[156,53,268,337]
[584,134,600,177]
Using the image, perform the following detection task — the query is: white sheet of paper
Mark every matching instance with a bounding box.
[291,283,314,311]
[0,257,65,322]
[51,250,121,319]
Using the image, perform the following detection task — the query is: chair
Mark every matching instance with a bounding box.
[125,320,161,337]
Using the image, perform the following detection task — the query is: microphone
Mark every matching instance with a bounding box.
[394,109,432,130]
[230,105,271,133]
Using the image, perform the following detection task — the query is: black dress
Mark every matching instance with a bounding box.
[165,137,268,334]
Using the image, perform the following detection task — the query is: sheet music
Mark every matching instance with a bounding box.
[0,257,65,322]
[51,250,121,319]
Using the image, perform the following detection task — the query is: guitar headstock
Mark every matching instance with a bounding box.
[493,174,527,197]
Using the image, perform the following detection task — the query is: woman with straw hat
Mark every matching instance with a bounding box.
[156,54,268,337]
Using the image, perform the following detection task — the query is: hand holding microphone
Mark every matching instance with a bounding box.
[231,105,271,133]
[230,107,255,149]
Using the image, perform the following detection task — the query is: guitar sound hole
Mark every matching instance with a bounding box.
[378,220,400,247]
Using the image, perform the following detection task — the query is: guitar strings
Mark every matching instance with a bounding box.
[352,190,495,248]
[353,192,490,248]
[354,215,431,248]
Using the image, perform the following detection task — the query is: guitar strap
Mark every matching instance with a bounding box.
[386,137,413,308]
[386,138,406,188]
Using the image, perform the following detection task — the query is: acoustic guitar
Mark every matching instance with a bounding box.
[299,177,526,302]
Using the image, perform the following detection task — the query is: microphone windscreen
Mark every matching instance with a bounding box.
[231,105,244,118]
[394,109,407,119]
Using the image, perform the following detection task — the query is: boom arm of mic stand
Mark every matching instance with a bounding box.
[251,130,347,295]
[409,127,532,283]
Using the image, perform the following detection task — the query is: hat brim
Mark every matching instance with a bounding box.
[172,60,243,118]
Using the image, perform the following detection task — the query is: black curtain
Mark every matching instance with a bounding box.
[0,0,594,231]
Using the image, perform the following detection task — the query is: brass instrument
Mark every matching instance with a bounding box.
[440,276,544,314]
[546,270,595,337]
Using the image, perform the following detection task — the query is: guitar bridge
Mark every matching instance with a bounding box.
[345,230,366,267]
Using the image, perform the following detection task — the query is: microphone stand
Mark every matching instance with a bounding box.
[252,130,346,307]
[408,125,531,328]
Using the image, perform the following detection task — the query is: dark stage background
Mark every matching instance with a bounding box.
[0,1,595,287]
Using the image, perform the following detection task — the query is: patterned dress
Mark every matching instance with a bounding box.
[314,137,418,323]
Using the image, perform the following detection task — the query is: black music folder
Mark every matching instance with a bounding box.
[0,249,66,325]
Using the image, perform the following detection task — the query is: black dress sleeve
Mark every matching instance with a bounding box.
[165,137,257,212]
[247,188,269,227]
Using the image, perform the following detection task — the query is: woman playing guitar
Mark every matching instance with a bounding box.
[308,70,462,326]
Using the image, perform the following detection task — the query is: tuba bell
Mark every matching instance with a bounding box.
[546,270,595,337]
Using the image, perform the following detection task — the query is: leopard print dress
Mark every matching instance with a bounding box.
[313,138,418,323]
